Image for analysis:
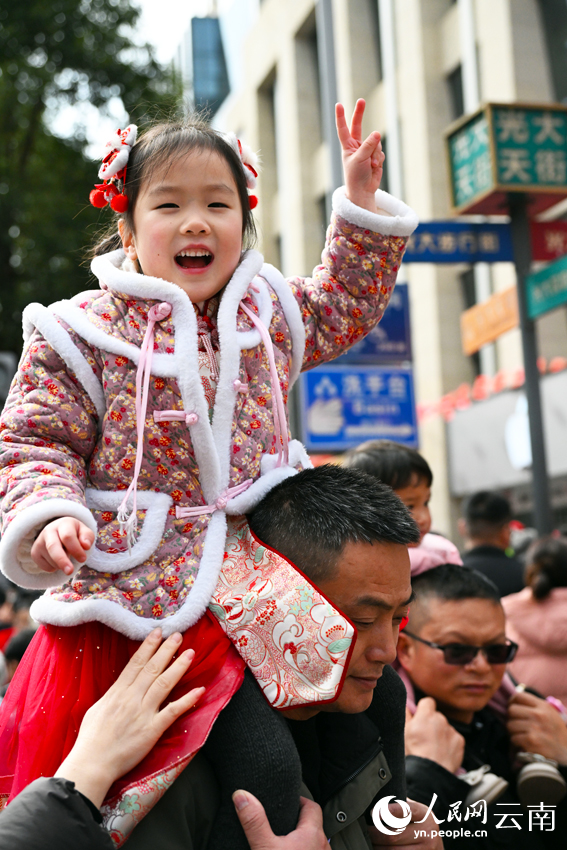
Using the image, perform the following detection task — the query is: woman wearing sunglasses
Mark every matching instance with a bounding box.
[396,564,567,850]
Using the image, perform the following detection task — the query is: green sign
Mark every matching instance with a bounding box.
[493,107,567,188]
[526,253,567,319]
[446,103,567,214]
[448,113,492,208]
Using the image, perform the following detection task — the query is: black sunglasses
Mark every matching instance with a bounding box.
[403,630,518,665]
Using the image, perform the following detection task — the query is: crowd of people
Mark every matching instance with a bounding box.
[1,442,566,849]
[0,108,566,850]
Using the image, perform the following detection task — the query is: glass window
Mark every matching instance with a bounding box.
[191,17,230,116]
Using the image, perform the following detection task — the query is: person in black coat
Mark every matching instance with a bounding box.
[459,491,524,597]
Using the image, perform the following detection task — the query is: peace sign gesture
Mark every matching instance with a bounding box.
[335,98,385,213]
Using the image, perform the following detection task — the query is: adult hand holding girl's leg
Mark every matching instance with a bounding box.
[55,628,204,809]
[30,517,95,575]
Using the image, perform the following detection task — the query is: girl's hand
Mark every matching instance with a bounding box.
[55,629,205,808]
[30,517,94,575]
[336,99,386,213]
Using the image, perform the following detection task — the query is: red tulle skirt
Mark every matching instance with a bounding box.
[0,612,245,804]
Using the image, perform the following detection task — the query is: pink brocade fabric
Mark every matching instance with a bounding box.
[209,516,356,709]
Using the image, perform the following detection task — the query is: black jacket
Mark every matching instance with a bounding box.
[0,778,113,850]
[406,700,566,850]
[462,546,524,597]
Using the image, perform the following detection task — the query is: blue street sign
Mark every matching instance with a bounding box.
[403,221,513,263]
[337,283,412,364]
[300,365,418,451]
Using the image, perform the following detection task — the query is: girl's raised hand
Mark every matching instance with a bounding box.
[335,99,385,213]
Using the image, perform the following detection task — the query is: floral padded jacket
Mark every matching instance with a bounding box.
[0,187,417,640]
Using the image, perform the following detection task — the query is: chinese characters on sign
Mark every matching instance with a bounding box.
[300,366,418,451]
[404,222,513,264]
[493,108,567,187]
[530,220,567,261]
[526,253,567,319]
[461,286,519,356]
[446,103,567,215]
[403,221,567,264]
[448,112,492,209]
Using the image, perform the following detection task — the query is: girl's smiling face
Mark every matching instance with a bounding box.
[120,148,244,303]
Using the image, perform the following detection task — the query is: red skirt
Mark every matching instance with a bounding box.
[0,612,245,831]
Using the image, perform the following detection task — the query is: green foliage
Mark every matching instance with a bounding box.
[0,0,182,354]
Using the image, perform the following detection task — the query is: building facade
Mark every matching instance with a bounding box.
[184,0,567,540]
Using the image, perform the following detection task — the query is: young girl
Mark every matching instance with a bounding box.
[0,103,417,844]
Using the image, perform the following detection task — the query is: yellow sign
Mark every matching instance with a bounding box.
[461,287,519,355]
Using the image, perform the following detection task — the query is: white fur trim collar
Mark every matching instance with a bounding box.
[332,187,418,237]
[31,511,229,639]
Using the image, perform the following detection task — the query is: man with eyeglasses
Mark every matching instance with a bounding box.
[397,563,567,849]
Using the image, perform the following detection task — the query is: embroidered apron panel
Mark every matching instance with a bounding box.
[209,515,356,709]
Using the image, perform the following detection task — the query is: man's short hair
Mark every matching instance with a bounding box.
[462,491,512,537]
[247,464,420,583]
[411,563,501,608]
[342,440,433,490]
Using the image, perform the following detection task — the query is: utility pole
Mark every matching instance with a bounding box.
[508,193,553,535]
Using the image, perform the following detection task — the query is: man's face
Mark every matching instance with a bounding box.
[317,540,412,714]
[397,597,507,723]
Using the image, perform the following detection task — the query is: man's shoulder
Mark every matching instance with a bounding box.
[462,547,524,593]
[462,545,509,563]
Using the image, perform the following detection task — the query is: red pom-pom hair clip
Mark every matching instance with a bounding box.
[224,132,260,210]
[89,125,137,213]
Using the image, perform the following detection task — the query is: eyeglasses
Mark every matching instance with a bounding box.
[403,630,518,665]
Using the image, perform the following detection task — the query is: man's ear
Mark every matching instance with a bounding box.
[457,517,468,542]
[118,218,137,260]
[498,523,511,550]
[396,632,414,672]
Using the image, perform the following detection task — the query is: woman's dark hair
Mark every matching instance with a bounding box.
[525,536,567,600]
[89,115,257,259]
[341,440,433,490]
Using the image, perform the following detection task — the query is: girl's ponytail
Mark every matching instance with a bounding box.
[526,536,567,601]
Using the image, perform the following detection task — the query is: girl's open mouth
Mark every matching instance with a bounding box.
[175,250,214,270]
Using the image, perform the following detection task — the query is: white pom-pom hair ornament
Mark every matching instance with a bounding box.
[98,125,137,180]
[90,124,137,212]
[224,132,260,207]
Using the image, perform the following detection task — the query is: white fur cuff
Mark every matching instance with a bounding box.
[0,500,97,590]
[332,187,418,237]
